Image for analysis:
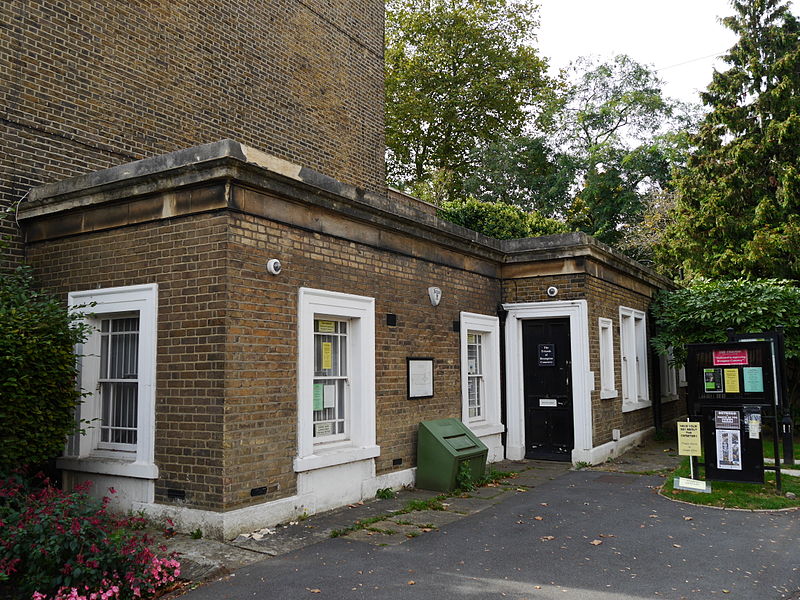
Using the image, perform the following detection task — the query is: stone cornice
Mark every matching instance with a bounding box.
[19,140,672,290]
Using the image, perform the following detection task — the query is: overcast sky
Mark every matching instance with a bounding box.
[534,0,793,105]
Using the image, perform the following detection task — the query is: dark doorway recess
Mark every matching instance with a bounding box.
[522,318,573,461]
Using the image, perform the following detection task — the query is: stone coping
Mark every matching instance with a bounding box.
[18,139,671,289]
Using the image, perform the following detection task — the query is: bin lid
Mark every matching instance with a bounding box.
[418,418,487,455]
[445,434,477,451]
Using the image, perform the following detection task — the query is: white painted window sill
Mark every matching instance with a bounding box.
[621,399,652,413]
[467,421,505,439]
[57,456,159,479]
[600,389,618,400]
[294,444,380,472]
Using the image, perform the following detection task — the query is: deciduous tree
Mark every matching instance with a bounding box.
[385,0,552,199]
[554,55,693,245]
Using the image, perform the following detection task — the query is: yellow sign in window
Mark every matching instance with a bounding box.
[322,342,333,370]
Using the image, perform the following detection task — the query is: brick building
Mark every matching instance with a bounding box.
[5,2,684,539]
[1,0,383,268]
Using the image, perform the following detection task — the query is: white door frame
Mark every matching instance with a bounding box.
[503,300,593,463]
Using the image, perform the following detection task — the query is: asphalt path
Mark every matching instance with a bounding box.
[183,471,799,600]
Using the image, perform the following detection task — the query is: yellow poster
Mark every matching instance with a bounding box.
[322,342,333,370]
[677,421,701,456]
[318,320,336,333]
[724,369,740,393]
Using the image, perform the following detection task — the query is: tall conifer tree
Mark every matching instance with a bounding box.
[660,0,800,279]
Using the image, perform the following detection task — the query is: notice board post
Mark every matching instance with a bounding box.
[686,340,781,490]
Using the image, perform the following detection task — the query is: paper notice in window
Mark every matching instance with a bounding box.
[315,422,334,437]
[323,384,336,409]
[317,320,336,333]
[322,342,333,370]
[313,384,323,411]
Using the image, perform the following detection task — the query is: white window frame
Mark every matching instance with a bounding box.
[295,288,378,472]
[659,347,679,402]
[58,284,159,480]
[619,306,650,412]
[598,317,617,399]
[460,312,503,439]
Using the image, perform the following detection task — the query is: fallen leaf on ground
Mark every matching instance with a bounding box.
[590,540,603,545]
[408,581,415,585]
[306,588,321,594]
[683,516,693,521]
[540,503,548,506]
[540,535,555,541]
[673,544,682,548]
[534,516,544,521]
[516,488,528,492]
[599,534,615,538]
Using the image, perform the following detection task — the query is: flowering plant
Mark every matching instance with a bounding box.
[0,472,180,600]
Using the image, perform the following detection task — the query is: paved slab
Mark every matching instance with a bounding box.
[177,470,800,600]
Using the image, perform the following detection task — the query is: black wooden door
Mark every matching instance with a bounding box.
[522,318,573,461]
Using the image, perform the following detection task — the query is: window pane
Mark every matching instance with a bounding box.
[312,318,349,441]
[98,315,140,449]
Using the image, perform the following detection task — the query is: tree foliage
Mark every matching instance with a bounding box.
[650,278,800,365]
[659,0,800,279]
[438,197,569,240]
[554,55,694,246]
[0,267,90,471]
[385,0,552,198]
[461,136,576,215]
[617,191,678,269]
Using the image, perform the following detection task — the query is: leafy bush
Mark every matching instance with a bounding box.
[0,267,90,471]
[438,197,570,240]
[0,472,180,600]
[650,279,800,365]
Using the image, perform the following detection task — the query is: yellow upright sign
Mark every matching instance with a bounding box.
[677,421,702,456]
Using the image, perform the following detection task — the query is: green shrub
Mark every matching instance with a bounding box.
[438,197,569,240]
[651,279,800,365]
[0,267,90,471]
